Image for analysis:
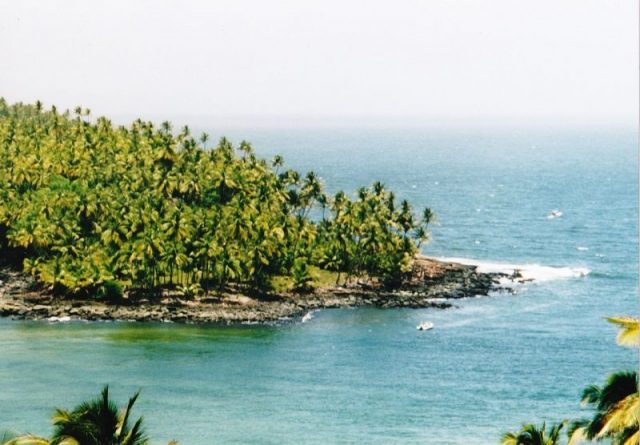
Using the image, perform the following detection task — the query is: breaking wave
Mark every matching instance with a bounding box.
[436,257,590,283]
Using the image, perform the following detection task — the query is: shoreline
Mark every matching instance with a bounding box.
[0,257,509,325]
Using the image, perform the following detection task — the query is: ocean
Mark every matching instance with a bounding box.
[0,126,637,444]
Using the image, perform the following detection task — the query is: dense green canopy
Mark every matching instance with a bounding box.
[0,99,433,298]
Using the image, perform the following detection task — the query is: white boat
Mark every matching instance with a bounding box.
[547,210,563,219]
[417,321,434,331]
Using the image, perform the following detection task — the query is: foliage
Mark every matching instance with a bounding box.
[291,258,313,292]
[176,283,202,299]
[606,317,640,348]
[0,99,433,297]
[567,317,639,445]
[96,280,124,303]
[50,386,146,445]
[503,317,639,445]
[501,422,566,445]
[2,387,177,445]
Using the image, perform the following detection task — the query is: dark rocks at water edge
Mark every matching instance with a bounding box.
[0,257,509,324]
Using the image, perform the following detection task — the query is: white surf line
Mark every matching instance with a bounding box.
[435,256,590,283]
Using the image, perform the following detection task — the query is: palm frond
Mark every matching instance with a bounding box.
[116,390,141,441]
[500,431,518,445]
[580,384,601,406]
[119,417,148,445]
[597,392,640,441]
[623,427,639,445]
[3,435,50,445]
[607,317,640,347]
[567,425,587,445]
[53,438,80,445]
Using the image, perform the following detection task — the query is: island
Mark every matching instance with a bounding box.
[0,100,506,324]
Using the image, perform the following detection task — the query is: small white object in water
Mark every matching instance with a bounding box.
[301,311,316,323]
[417,321,434,331]
[547,210,563,219]
[48,316,71,323]
[577,246,589,251]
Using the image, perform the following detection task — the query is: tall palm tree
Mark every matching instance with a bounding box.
[199,132,209,149]
[502,422,566,445]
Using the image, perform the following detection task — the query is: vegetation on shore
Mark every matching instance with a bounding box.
[0,99,434,300]
[501,317,639,445]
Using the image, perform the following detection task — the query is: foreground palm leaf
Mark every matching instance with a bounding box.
[501,421,565,445]
[51,386,147,445]
[606,317,640,347]
[568,315,640,445]
[569,371,638,445]
[507,317,639,445]
[0,433,49,445]
[3,388,177,445]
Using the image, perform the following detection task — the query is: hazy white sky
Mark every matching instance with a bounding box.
[0,0,637,126]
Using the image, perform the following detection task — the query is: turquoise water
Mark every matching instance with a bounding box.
[0,127,637,444]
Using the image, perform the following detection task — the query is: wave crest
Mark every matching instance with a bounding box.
[436,257,590,283]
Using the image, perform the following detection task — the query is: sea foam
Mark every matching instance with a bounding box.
[436,257,590,283]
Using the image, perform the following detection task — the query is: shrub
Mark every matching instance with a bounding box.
[96,280,124,303]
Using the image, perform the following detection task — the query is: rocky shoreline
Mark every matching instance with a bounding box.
[0,257,509,324]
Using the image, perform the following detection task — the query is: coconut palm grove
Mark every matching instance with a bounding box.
[0,99,435,299]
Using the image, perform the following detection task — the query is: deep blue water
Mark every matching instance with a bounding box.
[0,127,637,444]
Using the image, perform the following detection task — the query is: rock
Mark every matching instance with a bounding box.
[0,257,507,325]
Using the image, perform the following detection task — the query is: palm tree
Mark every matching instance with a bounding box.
[1,388,179,445]
[567,317,639,445]
[568,371,638,445]
[271,155,284,174]
[422,207,435,226]
[50,386,147,445]
[502,422,566,445]
[199,132,209,149]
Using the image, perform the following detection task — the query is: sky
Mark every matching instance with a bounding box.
[0,0,637,127]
